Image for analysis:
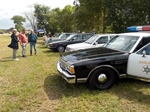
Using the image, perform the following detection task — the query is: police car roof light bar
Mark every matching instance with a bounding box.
[127,26,150,32]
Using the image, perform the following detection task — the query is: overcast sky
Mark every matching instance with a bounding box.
[0,0,74,29]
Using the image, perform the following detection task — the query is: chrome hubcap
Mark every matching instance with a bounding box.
[58,47,64,52]
[98,74,107,83]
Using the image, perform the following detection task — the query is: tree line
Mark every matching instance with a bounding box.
[11,0,150,33]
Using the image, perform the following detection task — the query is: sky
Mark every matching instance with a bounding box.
[0,0,74,29]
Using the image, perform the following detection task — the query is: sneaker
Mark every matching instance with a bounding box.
[30,54,32,56]
[13,58,19,61]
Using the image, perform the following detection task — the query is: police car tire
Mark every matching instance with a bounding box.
[57,45,65,52]
[89,68,116,90]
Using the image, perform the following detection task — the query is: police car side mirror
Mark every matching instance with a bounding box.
[142,50,146,57]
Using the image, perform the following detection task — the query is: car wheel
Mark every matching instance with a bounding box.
[89,68,116,90]
[57,45,65,52]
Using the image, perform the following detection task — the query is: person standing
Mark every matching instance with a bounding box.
[8,29,19,60]
[48,32,52,43]
[28,29,37,56]
[19,29,27,57]
[93,29,97,35]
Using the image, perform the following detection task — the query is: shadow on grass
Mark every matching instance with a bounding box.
[108,78,150,105]
[44,75,150,106]
[0,56,21,62]
[44,75,88,100]
[0,60,13,62]
[36,41,44,45]
[43,50,51,53]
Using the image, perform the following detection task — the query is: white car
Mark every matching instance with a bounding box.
[65,34,115,52]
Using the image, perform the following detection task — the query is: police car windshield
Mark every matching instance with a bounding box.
[104,35,139,52]
[85,34,100,44]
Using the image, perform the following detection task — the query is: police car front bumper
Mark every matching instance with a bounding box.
[57,62,76,83]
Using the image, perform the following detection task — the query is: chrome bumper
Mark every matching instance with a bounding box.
[57,62,76,83]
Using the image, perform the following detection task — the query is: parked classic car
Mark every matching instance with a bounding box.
[65,34,115,52]
[57,32,150,90]
[49,33,93,52]
[44,33,76,47]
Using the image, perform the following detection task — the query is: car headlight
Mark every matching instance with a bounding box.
[67,65,75,74]
[49,44,54,47]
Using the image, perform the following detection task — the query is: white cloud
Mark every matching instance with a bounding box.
[0,0,74,29]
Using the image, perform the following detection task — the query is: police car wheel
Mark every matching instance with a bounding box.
[57,45,65,52]
[89,68,116,90]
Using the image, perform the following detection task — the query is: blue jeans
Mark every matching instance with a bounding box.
[30,42,36,55]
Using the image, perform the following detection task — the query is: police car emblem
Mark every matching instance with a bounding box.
[143,65,150,75]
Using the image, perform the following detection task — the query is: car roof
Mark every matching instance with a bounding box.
[93,34,116,36]
[118,32,150,37]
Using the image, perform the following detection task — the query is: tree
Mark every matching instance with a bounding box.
[34,4,51,30]
[59,5,75,32]
[106,0,150,33]
[11,15,26,32]
[23,10,36,31]
[45,8,62,33]
[74,0,106,33]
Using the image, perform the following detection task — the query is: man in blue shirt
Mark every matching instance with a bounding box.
[28,29,37,55]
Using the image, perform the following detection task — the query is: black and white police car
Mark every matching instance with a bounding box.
[57,32,150,90]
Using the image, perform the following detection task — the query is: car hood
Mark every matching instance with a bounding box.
[50,38,65,42]
[50,40,71,44]
[61,47,125,64]
[67,42,91,49]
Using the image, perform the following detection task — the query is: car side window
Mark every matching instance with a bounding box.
[78,35,83,40]
[66,34,71,38]
[83,34,92,39]
[137,44,150,55]
[96,36,108,44]
[134,37,150,52]
[72,35,79,40]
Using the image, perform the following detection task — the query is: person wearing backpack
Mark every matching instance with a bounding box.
[28,29,37,56]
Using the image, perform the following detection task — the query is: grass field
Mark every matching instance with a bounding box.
[0,35,150,112]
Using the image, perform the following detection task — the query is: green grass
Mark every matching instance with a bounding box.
[0,35,150,112]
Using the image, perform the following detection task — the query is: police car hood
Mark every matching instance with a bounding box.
[61,47,125,64]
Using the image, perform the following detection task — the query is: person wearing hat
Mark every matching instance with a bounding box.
[8,29,19,60]
[28,29,38,55]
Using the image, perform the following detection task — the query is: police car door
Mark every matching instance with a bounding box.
[127,43,150,79]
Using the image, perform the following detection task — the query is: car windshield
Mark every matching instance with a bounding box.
[85,35,101,44]
[66,35,76,40]
[104,35,140,52]
[58,33,70,39]
[58,34,67,39]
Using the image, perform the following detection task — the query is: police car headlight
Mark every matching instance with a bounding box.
[67,65,75,74]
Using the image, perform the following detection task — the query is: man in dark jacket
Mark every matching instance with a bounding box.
[28,29,37,55]
[8,29,19,60]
